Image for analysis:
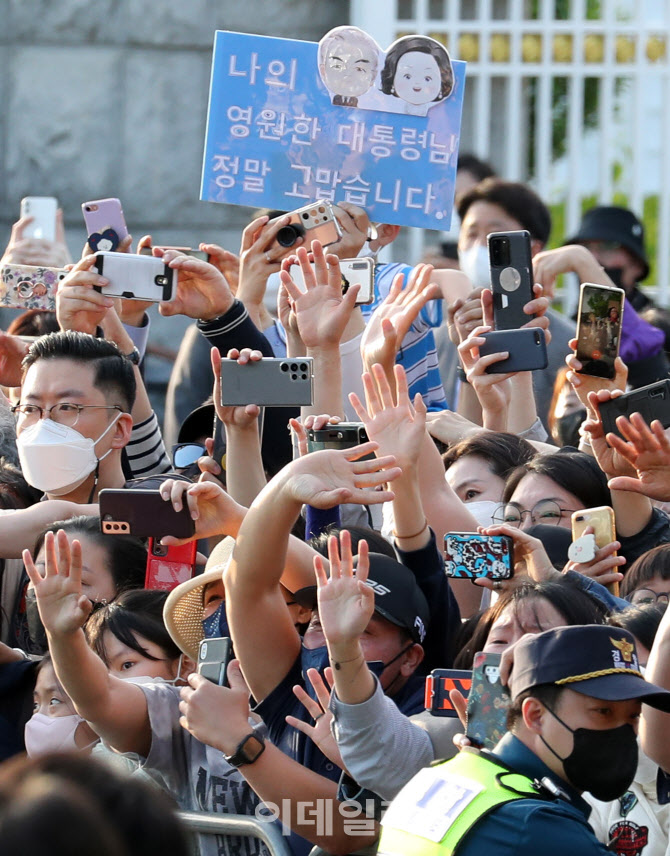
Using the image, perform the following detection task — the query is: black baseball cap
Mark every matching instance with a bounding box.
[509,625,670,711]
[293,553,430,644]
[564,206,649,280]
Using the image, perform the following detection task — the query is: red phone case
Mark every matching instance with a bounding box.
[145,538,196,593]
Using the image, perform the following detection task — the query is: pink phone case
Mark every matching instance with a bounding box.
[81,198,128,251]
[0,264,65,310]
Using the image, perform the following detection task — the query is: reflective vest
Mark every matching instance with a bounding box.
[378,748,543,856]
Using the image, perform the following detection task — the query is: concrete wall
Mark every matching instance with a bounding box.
[0,0,350,419]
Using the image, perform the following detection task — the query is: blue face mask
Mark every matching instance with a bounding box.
[300,645,330,679]
[202,602,229,639]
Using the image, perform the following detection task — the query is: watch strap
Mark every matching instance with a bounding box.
[224,727,266,768]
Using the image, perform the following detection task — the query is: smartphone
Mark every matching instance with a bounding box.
[99,488,196,540]
[139,245,210,263]
[465,652,510,749]
[273,200,342,249]
[81,198,128,251]
[0,264,66,310]
[219,357,314,407]
[212,414,227,475]
[488,230,535,330]
[443,532,514,581]
[306,423,368,452]
[288,258,374,305]
[425,668,472,717]
[197,637,232,687]
[599,380,670,439]
[479,328,548,373]
[92,252,176,302]
[575,282,625,380]
[20,197,58,242]
[145,538,197,593]
[571,506,619,596]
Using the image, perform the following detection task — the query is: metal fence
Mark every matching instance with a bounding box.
[178,811,293,856]
[352,0,670,310]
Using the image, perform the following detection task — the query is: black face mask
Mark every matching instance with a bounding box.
[541,704,638,801]
[553,408,586,448]
[603,266,625,289]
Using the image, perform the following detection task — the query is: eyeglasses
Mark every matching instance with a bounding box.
[172,442,207,469]
[627,589,670,606]
[12,402,123,428]
[492,500,577,528]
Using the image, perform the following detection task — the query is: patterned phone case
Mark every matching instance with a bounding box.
[443,533,513,580]
[465,652,511,749]
[0,264,65,310]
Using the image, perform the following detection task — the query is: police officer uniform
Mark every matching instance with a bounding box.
[378,625,670,856]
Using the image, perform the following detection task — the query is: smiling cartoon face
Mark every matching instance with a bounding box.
[393,50,442,105]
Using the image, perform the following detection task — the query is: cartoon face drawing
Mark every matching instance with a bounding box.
[380,35,454,115]
[318,26,379,105]
[483,664,500,684]
[393,51,443,106]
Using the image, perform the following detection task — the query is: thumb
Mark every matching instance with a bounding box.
[607,476,645,494]
[227,658,248,691]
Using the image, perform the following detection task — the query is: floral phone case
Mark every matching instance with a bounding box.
[465,652,510,749]
[0,264,65,310]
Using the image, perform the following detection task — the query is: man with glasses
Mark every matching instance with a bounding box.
[13,331,135,505]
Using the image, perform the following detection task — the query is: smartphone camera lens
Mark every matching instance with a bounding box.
[490,237,511,267]
[291,373,297,380]
[299,363,307,372]
[290,363,298,371]
[276,223,304,247]
[280,363,289,372]
[155,275,168,286]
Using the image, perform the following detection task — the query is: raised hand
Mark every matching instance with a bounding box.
[349,363,426,470]
[157,249,235,321]
[457,324,513,431]
[606,412,670,501]
[481,283,552,344]
[202,243,240,294]
[212,347,261,430]
[278,266,305,357]
[289,414,341,458]
[0,332,30,387]
[286,666,344,770]
[361,263,440,375]
[282,444,400,508]
[582,390,637,478]
[23,530,92,636]
[314,531,374,648]
[279,241,359,351]
[1,210,71,268]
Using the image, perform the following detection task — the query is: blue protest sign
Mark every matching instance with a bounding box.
[201,30,466,230]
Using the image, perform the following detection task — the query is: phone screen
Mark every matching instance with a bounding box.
[576,284,625,379]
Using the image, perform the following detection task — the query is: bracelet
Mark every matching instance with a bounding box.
[456,364,469,384]
[393,519,428,540]
[330,653,364,671]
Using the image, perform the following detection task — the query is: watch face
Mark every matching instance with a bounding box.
[242,734,265,763]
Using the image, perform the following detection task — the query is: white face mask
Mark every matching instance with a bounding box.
[24,712,94,757]
[464,500,500,528]
[458,244,491,289]
[17,414,121,495]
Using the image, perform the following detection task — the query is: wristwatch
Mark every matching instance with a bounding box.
[123,346,141,366]
[224,727,266,768]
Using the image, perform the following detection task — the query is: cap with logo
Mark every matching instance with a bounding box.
[564,206,649,280]
[509,624,670,711]
[293,552,430,644]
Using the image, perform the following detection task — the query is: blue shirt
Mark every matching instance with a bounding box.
[457,733,610,855]
[361,263,448,412]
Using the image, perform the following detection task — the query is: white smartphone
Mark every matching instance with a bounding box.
[92,252,177,303]
[288,257,374,305]
[20,197,58,242]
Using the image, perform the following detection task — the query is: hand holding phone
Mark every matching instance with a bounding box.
[82,198,128,252]
[220,357,314,407]
[443,532,514,580]
[145,538,197,593]
[575,282,625,379]
[479,328,548,374]
[93,252,176,302]
[488,230,535,330]
[197,637,233,686]
[20,197,58,242]
[1,264,65,311]
[465,652,510,749]
[99,488,195,540]
[272,201,342,250]
[288,257,374,305]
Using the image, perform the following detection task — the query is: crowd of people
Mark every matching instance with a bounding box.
[2,140,670,856]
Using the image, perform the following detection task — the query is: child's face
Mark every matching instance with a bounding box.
[103,630,179,680]
[393,51,442,105]
[33,663,76,718]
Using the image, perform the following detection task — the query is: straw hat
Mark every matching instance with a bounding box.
[163,536,235,660]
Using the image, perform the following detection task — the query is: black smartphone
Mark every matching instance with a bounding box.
[488,230,535,330]
[479,328,548,373]
[465,652,511,749]
[197,637,232,686]
[599,379,670,438]
[99,488,195,540]
[443,533,514,580]
[219,357,314,407]
[425,669,472,717]
[575,282,625,380]
[306,423,368,452]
